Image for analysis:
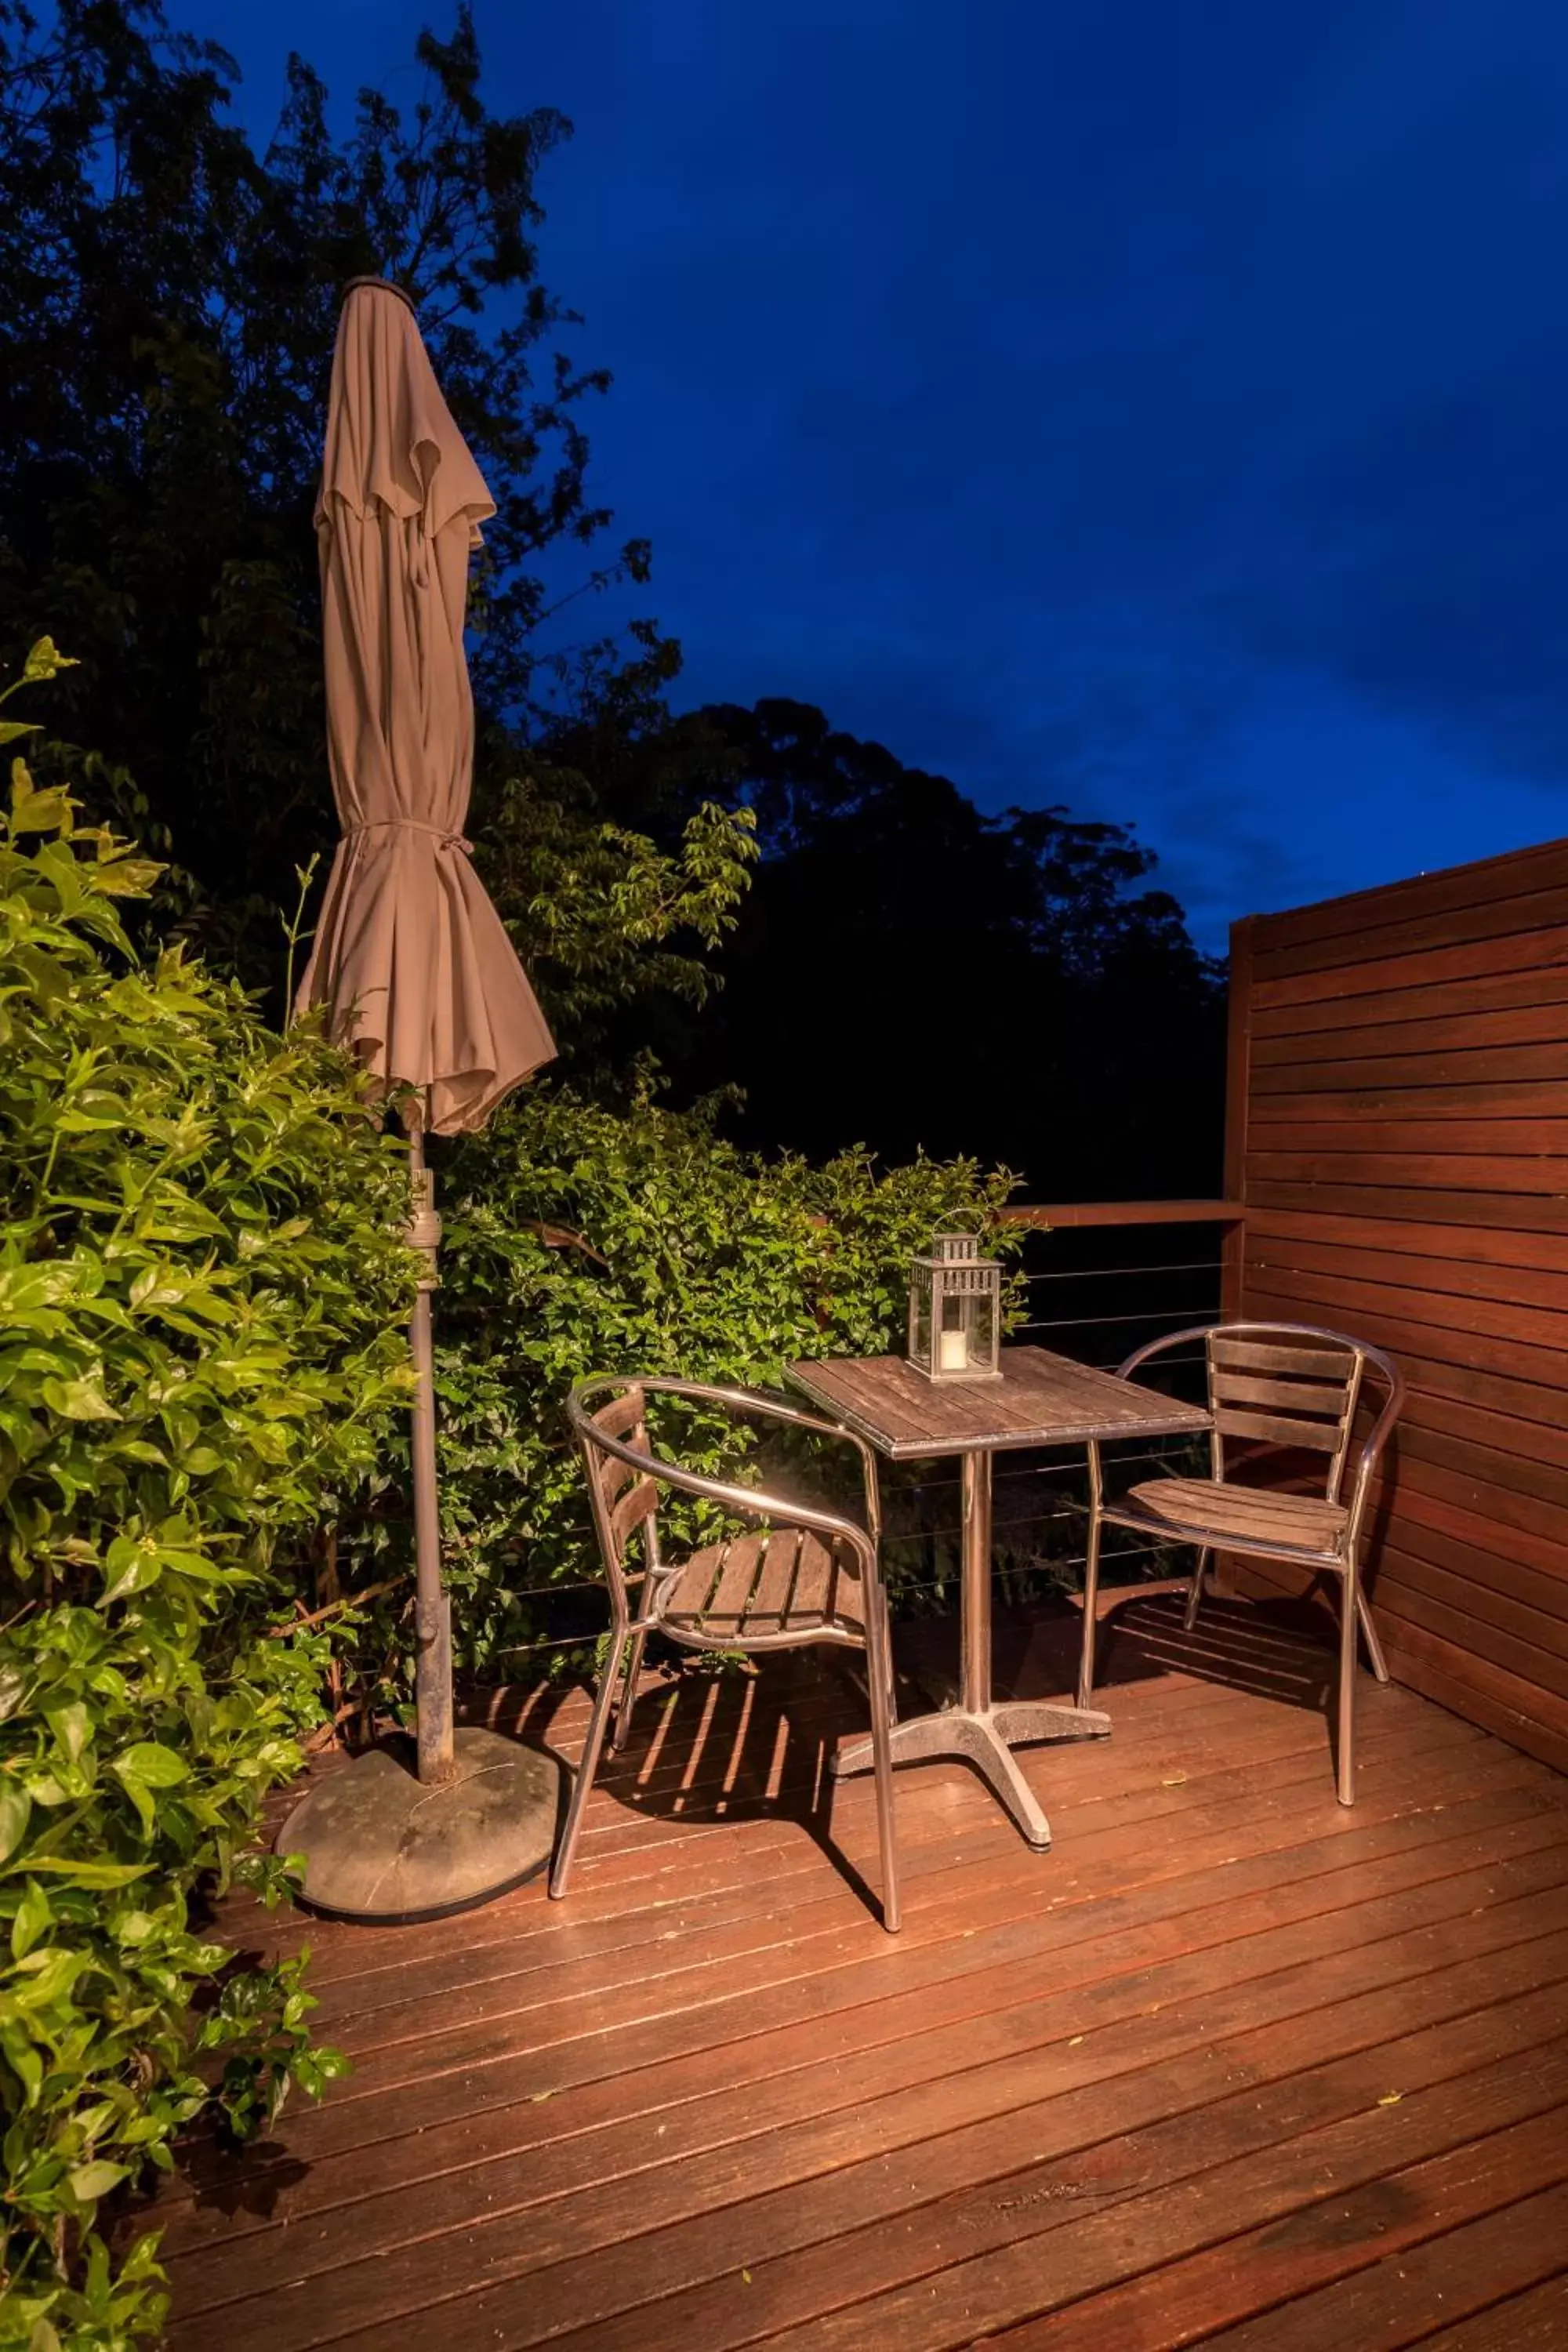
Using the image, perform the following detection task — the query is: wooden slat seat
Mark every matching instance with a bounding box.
[1116,1476,1348,1558]
[659,1528,864,1640]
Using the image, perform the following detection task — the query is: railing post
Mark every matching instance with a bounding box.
[1221,913,1256,1321]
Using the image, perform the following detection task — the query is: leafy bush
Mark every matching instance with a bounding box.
[0,648,418,2350]
[473,746,757,1091]
[348,1083,1020,1675]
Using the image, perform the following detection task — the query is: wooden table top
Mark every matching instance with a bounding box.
[786,1343,1213,1460]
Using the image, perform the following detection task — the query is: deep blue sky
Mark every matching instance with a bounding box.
[198,0,1568,949]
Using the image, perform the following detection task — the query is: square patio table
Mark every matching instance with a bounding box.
[786,1343,1213,1849]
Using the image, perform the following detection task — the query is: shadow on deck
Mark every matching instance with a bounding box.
[151,1594,1568,2351]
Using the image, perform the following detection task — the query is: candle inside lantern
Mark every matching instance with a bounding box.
[938,1327,968,1372]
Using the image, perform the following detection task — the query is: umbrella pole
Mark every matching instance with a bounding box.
[407,1123,456,1784]
[272,1118,559,1922]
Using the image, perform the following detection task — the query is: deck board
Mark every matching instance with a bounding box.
[154,1593,1568,2351]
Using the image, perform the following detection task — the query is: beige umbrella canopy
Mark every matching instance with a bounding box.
[299,274,554,1130]
[283,279,558,1923]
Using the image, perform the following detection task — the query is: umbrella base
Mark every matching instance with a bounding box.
[275,1726,561,1926]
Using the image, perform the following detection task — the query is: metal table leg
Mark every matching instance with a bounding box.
[833,1447,1112,1846]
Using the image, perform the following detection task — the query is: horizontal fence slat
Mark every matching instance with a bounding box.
[1247,1151,1568,1195]
[1376,1447,1568,1552]
[1250,835,1568,960]
[1374,1517,1568,1631]
[1251,1079,1568,1122]
[1244,1229,1568,1317]
[1392,1417,1568,1520]
[1385,1481,1568,1588]
[1253,880,1568,985]
[1252,920,1568,1015]
[1245,1118,1568,1156]
[1246,1205,1568,1279]
[1253,962,1568,1044]
[1246,1179,1568,1236]
[1254,1044,1568,1094]
[1378,1614,1568,1751]
[1373,1566,1568,1704]
[1242,1271,1568,1390]
[1396,1388,1568,1489]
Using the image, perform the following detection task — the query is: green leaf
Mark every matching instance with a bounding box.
[100,1534,164,1605]
[45,1701,90,1765]
[21,636,77,683]
[114,1740,189,1789]
[39,1372,119,1421]
[10,1881,52,1962]
[2,2020,44,2105]
[3,1857,148,1886]
[0,1784,31,1865]
[68,2158,130,2203]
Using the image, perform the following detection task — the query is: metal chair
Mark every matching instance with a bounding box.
[1078,1320,1404,1804]
[553,1374,903,1930]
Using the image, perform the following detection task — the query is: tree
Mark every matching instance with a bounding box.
[635,699,1228,1200]
[0,0,673,993]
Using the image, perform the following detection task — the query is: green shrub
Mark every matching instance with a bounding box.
[369,1082,1020,1675]
[0,647,418,2350]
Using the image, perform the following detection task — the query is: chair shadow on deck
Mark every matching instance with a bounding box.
[1093,1585,1345,1714]
[495,1650,891,1925]
[1084,1582,1377,1795]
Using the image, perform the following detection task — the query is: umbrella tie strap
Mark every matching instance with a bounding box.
[408,1164,441,1293]
[344,817,474,855]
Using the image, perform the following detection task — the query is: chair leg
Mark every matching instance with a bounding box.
[1076,1445,1102,1710]
[549,1644,622,1900]
[612,1624,648,1752]
[1336,1562,1359,1807]
[1356,1585,1390,1684]
[1182,1544,1212,1632]
[863,1595,902,1934]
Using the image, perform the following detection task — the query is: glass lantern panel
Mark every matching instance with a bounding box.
[910,1269,934,1373]
[937,1285,967,1374]
[970,1288,998,1372]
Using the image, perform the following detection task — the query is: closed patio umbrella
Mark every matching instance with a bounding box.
[278,277,559,1922]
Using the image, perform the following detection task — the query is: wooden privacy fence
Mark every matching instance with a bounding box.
[1224,833,1568,1775]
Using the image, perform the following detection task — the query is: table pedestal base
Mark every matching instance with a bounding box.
[831,1698,1112,1848]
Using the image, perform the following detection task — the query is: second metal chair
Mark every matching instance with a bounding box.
[1079,1319,1403,1804]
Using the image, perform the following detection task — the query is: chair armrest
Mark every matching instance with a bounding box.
[634,1377,884,1552]
[568,1374,882,1578]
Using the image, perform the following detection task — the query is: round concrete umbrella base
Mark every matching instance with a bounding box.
[276,1727,561,1926]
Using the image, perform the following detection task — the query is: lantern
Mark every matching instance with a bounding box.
[907,1232,1003,1382]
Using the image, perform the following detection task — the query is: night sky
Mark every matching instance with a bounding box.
[199,0,1568,950]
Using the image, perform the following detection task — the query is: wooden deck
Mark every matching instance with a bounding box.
[152,1593,1568,2350]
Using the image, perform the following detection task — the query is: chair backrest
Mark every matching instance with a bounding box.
[575,1381,662,1617]
[567,1374,880,1627]
[1204,1323,1366,1502]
